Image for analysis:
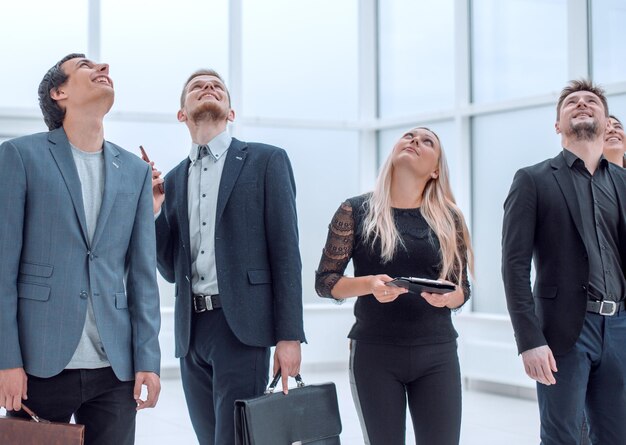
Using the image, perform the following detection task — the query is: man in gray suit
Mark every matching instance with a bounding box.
[0,53,161,445]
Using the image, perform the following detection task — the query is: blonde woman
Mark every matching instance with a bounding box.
[315,127,473,445]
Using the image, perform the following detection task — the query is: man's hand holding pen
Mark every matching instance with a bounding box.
[139,145,165,214]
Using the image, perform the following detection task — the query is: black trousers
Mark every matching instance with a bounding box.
[7,366,136,445]
[181,308,270,445]
[537,311,626,445]
[349,339,461,445]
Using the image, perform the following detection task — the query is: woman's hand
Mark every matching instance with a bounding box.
[369,274,408,303]
[421,279,464,308]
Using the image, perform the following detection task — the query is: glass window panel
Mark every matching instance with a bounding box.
[607,94,626,119]
[101,0,229,114]
[0,1,88,110]
[379,0,455,117]
[591,0,626,85]
[472,105,560,314]
[104,119,190,176]
[471,0,567,104]
[236,126,360,304]
[241,0,358,120]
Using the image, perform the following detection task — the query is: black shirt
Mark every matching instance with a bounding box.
[563,149,625,302]
[314,194,470,345]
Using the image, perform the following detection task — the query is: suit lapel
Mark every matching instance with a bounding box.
[91,142,121,248]
[215,139,247,225]
[551,153,585,242]
[48,128,89,246]
[176,159,192,256]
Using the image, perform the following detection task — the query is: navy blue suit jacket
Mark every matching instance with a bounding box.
[156,138,306,358]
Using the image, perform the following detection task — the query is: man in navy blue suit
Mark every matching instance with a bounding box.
[153,69,305,444]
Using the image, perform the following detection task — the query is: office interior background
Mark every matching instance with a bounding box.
[1,0,626,393]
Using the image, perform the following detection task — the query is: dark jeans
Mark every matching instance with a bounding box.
[580,416,590,445]
[349,340,461,445]
[537,311,626,445]
[7,366,136,445]
[181,308,270,445]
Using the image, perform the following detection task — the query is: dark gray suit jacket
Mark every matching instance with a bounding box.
[0,128,161,380]
[156,138,306,358]
[502,152,626,355]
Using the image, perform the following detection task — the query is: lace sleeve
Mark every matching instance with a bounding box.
[315,201,355,300]
[450,214,471,310]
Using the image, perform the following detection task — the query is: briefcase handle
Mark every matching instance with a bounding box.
[265,368,305,394]
[20,404,51,424]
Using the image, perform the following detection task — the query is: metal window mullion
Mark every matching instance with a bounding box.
[567,0,590,80]
[87,0,101,61]
[228,0,243,137]
[358,0,379,192]
[454,0,472,220]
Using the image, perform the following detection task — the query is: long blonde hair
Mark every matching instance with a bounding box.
[362,128,474,284]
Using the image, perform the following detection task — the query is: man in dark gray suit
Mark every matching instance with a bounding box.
[502,80,626,445]
[0,53,161,445]
[153,69,305,444]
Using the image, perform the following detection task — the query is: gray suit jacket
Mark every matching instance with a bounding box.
[0,128,161,380]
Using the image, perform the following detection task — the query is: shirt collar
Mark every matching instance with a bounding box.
[562,148,608,169]
[188,130,232,164]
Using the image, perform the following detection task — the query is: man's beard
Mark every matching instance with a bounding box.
[190,101,228,124]
[567,119,600,141]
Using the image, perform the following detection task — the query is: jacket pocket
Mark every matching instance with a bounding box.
[19,261,53,278]
[115,292,128,309]
[534,286,557,299]
[247,269,272,285]
[17,282,51,301]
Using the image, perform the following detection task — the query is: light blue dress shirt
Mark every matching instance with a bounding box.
[187,130,232,296]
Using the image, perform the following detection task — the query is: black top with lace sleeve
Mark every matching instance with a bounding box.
[315,193,470,346]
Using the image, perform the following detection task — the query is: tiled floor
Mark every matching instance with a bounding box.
[134,368,540,445]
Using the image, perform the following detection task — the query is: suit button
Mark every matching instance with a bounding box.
[80,291,88,299]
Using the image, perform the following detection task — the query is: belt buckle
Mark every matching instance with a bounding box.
[193,295,207,313]
[599,300,617,316]
[204,295,213,311]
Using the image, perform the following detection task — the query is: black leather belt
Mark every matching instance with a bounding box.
[193,294,221,313]
[587,300,626,316]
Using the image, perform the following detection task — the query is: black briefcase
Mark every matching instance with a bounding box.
[235,371,342,445]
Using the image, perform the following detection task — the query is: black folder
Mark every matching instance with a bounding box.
[386,277,455,294]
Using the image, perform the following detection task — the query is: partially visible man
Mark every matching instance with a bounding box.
[153,69,305,444]
[604,114,625,167]
[0,53,161,445]
[502,79,626,445]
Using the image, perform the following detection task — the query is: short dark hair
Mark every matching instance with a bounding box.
[180,69,230,108]
[38,53,85,130]
[556,79,609,121]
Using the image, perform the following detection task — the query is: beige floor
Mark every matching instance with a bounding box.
[0,367,540,444]
[133,368,540,445]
